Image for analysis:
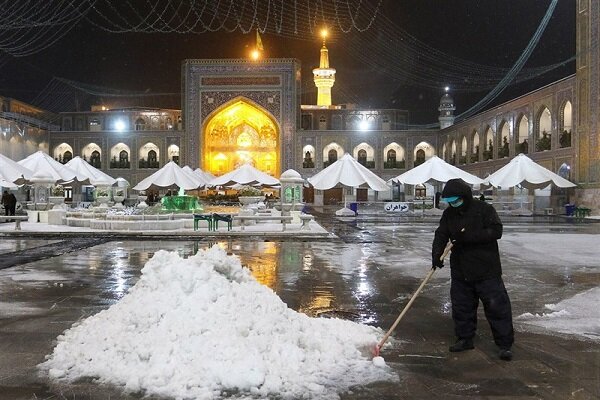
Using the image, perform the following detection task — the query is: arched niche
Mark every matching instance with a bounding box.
[323,142,344,167]
[202,97,279,176]
[498,120,510,158]
[471,130,480,162]
[414,141,433,166]
[559,101,572,148]
[82,143,102,168]
[484,127,494,161]
[168,144,180,164]
[53,143,73,164]
[516,114,529,154]
[536,106,552,152]
[139,142,160,169]
[383,142,405,169]
[302,144,315,168]
[110,143,131,169]
[353,142,375,168]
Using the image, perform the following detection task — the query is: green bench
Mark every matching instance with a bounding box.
[193,214,214,231]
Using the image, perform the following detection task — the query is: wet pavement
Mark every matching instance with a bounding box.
[0,210,599,399]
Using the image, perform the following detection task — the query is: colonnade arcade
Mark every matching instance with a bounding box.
[52,141,180,170]
[442,101,573,165]
[301,140,433,170]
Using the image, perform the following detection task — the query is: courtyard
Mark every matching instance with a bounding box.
[0,209,598,399]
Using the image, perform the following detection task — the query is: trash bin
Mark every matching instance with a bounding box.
[565,204,576,216]
[349,202,358,215]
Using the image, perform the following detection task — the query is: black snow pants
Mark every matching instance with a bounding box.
[450,276,514,349]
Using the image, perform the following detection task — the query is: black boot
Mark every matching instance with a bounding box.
[449,338,474,352]
[499,348,513,361]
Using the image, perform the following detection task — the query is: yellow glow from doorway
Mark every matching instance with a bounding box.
[203,100,279,176]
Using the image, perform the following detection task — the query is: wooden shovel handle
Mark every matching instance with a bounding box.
[376,241,453,352]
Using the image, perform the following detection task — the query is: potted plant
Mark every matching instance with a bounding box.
[237,185,263,205]
[95,187,110,207]
[113,188,125,208]
[48,184,65,208]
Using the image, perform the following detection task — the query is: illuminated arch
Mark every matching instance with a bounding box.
[471,130,480,162]
[322,142,344,166]
[498,120,510,158]
[536,106,552,152]
[302,144,315,168]
[53,142,73,164]
[559,101,572,148]
[353,142,375,167]
[168,144,180,164]
[202,98,279,176]
[414,141,433,166]
[110,143,131,169]
[82,143,102,168]
[139,142,160,169]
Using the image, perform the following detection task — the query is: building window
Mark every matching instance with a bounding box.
[332,115,342,130]
[135,118,146,131]
[301,114,312,130]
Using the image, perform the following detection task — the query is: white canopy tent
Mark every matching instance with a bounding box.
[133,161,203,191]
[485,153,576,189]
[0,178,18,189]
[65,156,116,186]
[307,154,390,191]
[18,151,77,183]
[0,153,33,184]
[182,166,211,188]
[194,168,215,184]
[388,156,484,185]
[209,163,279,187]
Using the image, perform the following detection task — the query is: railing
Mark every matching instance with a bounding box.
[383,160,406,169]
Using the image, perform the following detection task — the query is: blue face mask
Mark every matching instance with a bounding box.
[449,198,464,207]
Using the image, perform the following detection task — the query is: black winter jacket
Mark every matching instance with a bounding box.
[432,180,503,281]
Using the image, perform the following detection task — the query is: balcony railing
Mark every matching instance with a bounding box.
[383,160,406,169]
[110,160,130,169]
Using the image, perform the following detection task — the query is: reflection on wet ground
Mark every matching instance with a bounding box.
[0,213,599,399]
[0,239,62,255]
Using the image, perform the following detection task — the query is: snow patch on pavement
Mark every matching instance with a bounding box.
[39,245,394,399]
[517,287,600,341]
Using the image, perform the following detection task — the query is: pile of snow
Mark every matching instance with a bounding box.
[517,287,600,341]
[40,246,393,399]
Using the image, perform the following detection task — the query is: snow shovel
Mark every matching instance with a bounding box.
[373,240,454,357]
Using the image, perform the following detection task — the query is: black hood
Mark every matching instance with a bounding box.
[441,178,473,200]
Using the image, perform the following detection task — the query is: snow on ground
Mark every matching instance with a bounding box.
[500,232,600,267]
[516,287,600,341]
[39,246,394,400]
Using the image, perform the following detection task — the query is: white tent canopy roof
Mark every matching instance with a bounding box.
[209,163,279,187]
[18,151,77,183]
[133,161,203,191]
[485,153,576,189]
[0,178,18,188]
[307,153,390,191]
[65,156,116,186]
[0,153,33,184]
[182,165,211,188]
[388,156,484,185]
[194,168,215,184]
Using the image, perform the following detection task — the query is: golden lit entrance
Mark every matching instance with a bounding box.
[203,99,279,176]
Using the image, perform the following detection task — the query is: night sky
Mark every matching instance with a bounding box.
[0,0,575,124]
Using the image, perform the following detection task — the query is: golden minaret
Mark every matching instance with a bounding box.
[312,29,336,106]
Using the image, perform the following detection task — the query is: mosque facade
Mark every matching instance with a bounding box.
[1,1,599,208]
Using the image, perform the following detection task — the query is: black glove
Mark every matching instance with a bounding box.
[432,254,444,270]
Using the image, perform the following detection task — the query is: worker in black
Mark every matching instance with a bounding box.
[432,178,514,361]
